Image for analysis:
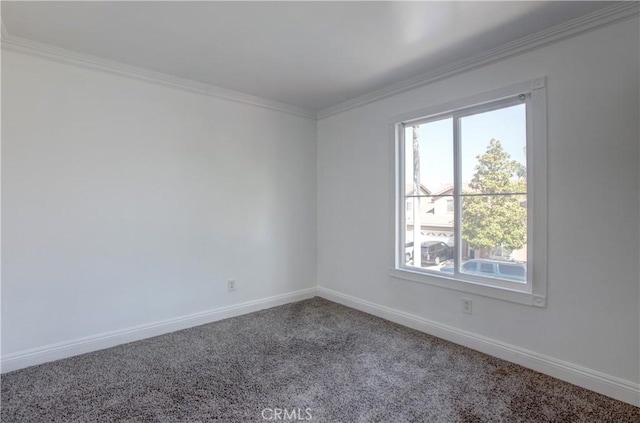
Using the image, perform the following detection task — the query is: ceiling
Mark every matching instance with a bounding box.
[2,1,616,113]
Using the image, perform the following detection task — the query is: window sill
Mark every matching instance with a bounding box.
[388,267,546,307]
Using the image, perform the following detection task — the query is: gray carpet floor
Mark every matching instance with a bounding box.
[2,297,639,422]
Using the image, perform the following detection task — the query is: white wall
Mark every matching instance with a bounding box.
[2,50,317,355]
[318,16,639,389]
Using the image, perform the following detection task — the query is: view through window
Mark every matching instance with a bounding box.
[402,99,528,285]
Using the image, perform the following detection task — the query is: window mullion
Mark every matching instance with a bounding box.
[398,124,407,268]
[452,115,462,277]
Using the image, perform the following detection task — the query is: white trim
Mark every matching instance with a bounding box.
[389,80,534,125]
[318,2,640,119]
[1,287,317,373]
[0,35,316,120]
[317,287,640,407]
[388,268,537,307]
[529,77,548,305]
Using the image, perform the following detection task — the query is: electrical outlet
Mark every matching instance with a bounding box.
[462,298,472,315]
[227,279,236,292]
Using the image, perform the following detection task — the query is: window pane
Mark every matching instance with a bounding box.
[404,118,455,273]
[405,118,453,197]
[460,194,527,282]
[460,104,526,195]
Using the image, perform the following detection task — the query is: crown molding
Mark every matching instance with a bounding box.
[317,2,640,120]
[0,34,316,120]
[1,2,637,122]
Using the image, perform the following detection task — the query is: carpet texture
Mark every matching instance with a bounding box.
[2,297,638,422]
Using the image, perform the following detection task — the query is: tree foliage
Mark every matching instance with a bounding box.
[461,139,526,255]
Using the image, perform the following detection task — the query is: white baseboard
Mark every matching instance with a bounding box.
[4,286,638,406]
[317,286,640,407]
[1,287,317,374]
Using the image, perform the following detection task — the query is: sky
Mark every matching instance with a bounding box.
[405,103,526,191]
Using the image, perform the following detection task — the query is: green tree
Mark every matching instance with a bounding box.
[462,138,526,257]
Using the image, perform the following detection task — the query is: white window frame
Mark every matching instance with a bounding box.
[389,78,547,307]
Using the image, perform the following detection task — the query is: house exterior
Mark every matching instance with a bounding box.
[405,184,526,262]
[405,184,454,246]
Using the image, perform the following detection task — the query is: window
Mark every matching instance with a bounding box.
[446,199,454,213]
[390,79,547,307]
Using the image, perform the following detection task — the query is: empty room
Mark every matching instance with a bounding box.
[1,1,639,421]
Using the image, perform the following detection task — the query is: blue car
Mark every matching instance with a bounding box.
[436,259,526,282]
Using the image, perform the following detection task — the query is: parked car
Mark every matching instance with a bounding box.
[461,259,526,282]
[439,265,454,274]
[436,259,526,282]
[420,241,453,265]
[405,242,414,263]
